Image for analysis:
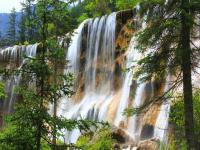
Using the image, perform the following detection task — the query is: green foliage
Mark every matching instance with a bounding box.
[76,127,114,150]
[116,0,140,10]
[77,13,89,24]
[20,0,40,43]
[169,90,200,149]
[47,0,73,37]
[0,117,36,149]
[0,121,53,150]
[18,0,73,44]
[70,0,141,25]
[24,41,30,45]
[1,0,113,148]
[159,139,187,150]
[133,0,197,83]
[85,0,112,17]
[41,139,51,150]
[0,36,108,149]
[6,8,17,44]
[70,0,115,25]
[129,0,200,148]
[0,82,6,99]
[18,10,26,43]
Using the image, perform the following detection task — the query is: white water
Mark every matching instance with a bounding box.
[0,11,171,145]
[154,75,171,142]
[67,19,89,76]
[114,37,141,127]
[0,44,38,113]
[58,12,117,143]
[58,12,170,144]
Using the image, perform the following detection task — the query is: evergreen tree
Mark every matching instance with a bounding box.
[70,0,114,24]
[7,8,17,44]
[21,0,39,42]
[131,0,200,149]
[0,1,104,149]
[49,0,73,37]
[18,10,26,43]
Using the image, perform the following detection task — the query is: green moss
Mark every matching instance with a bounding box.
[0,82,6,99]
[76,127,114,150]
[78,13,89,24]
[127,22,135,30]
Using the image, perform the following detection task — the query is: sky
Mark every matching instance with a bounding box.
[0,0,24,13]
[0,0,70,13]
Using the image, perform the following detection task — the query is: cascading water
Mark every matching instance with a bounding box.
[85,13,116,94]
[58,12,118,143]
[0,44,38,114]
[67,19,89,78]
[0,11,172,146]
[153,74,171,142]
[57,12,171,144]
[114,37,140,128]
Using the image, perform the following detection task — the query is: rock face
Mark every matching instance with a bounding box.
[111,126,160,150]
[113,138,159,150]
[140,124,154,140]
[137,139,159,150]
[112,126,135,144]
[0,44,39,115]
[0,10,170,147]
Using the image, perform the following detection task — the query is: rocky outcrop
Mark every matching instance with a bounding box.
[111,126,159,150]
[0,9,170,147]
[112,126,135,144]
[137,139,159,150]
[116,9,137,37]
[71,10,137,101]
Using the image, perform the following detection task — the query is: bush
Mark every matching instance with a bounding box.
[169,90,200,149]
[76,127,114,150]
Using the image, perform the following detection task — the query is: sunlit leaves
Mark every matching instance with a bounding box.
[0,82,6,99]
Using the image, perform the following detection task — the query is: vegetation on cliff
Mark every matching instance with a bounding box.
[0,0,200,149]
[124,0,200,149]
[169,90,200,149]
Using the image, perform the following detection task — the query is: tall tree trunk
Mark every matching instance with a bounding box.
[180,0,196,149]
[52,63,58,150]
[36,1,47,149]
[52,2,59,148]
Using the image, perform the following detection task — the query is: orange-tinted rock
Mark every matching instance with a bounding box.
[116,19,135,52]
[137,139,159,150]
[112,126,135,144]
[116,9,136,37]
[107,90,122,122]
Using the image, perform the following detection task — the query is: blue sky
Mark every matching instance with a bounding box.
[0,0,24,13]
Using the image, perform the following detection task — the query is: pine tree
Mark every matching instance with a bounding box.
[18,10,26,43]
[21,0,38,42]
[133,0,200,149]
[0,1,111,149]
[7,8,17,44]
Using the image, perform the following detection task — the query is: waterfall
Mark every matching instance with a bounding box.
[67,19,89,77]
[0,44,38,113]
[55,11,172,144]
[58,12,117,143]
[85,13,116,94]
[0,11,172,145]
[114,37,140,127]
[153,75,171,142]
